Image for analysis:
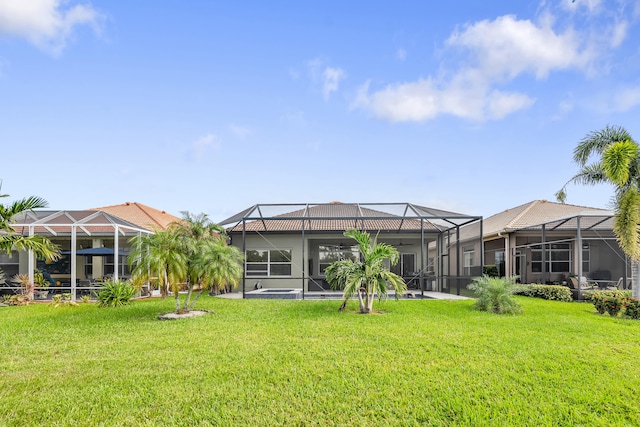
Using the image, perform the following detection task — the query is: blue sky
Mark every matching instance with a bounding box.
[1,0,639,222]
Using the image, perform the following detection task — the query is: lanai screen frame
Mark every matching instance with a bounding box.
[509,211,629,299]
[220,202,484,298]
[6,210,153,300]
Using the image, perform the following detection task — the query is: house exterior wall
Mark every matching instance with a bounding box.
[232,232,441,293]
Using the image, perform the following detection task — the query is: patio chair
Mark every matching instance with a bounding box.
[616,277,632,290]
[569,276,596,300]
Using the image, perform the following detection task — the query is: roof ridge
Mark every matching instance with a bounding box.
[504,200,539,229]
[131,202,165,229]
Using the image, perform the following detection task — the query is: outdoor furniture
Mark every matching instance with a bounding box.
[569,276,597,299]
[616,277,632,290]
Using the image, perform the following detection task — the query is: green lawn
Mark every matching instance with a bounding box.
[1,296,639,426]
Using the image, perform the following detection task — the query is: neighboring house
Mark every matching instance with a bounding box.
[1,202,180,299]
[481,200,628,296]
[91,202,181,231]
[220,202,483,297]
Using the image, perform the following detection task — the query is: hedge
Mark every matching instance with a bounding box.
[514,284,573,302]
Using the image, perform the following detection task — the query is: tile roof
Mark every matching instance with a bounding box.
[91,202,181,231]
[482,200,612,236]
[227,203,443,233]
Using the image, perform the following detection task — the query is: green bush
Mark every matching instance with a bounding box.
[482,265,499,277]
[467,275,522,315]
[588,290,634,317]
[96,280,137,307]
[623,298,640,319]
[515,284,573,302]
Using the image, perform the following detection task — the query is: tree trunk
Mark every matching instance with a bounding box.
[183,283,193,311]
[174,290,181,313]
[358,287,366,313]
[367,291,375,313]
[632,259,640,300]
[188,290,205,311]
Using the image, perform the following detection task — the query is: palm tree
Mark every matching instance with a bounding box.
[557,125,640,299]
[0,194,60,262]
[189,237,243,308]
[129,229,188,311]
[325,228,407,313]
[129,212,243,313]
[0,191,60,300]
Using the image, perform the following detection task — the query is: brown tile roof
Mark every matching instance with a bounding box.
[91,202,181,231]
[228,203,442,233]
[482,200,612,236]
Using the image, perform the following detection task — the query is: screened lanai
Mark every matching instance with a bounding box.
[500,211,630,299]
[2,210,151,300]
[220,202,483,298]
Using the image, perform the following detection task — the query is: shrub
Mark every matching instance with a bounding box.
[482,265,499,277]
[4,294,31,306]
[603,294,624,317]
[96,280,137,307]
[588,290,634,317]
[49,293,79,308]
[467,275,522,315]
[589,291,607,314]
[623,298,640,319]
[515,284,572,302]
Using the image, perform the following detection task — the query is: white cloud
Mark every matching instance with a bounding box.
[305,58,346,100]
[353,76,534,122]
[552,97,574,121]
[229,124,253,139]
[613,85,640,112]
[0,0,103,55]
[396,48,407,61]
[322,67,345,100]
[355,14,593,122]
[446,15,591,80]
[190,133,220,161]
[609,20,628,47]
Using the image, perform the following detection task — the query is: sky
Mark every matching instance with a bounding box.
[1,0,639,223]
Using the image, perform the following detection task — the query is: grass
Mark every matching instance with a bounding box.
[1,296,639,426]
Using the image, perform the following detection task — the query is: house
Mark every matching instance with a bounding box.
[91,202,180,231]
[220,202,483,297]
[480,200,629,297]
[1,203,180,299]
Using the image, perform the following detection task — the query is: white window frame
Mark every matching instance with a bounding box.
[531,243,572,273]
[245,249,293,277]
[463,248,474,276]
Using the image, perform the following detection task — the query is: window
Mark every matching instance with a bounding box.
[246,249,292,277]
[391,253,416,276]
[582,245,590,273]
[103,256,131,277]
[531,243,571,273]
[318,245,358,275]
[426,257,435,274]
[0,251,19,277]
[463,249,474,276]
[495,251,505,277]
[84,256,93,277]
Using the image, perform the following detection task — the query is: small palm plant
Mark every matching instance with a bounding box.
[325,228,406,314]
[468,275,522,315]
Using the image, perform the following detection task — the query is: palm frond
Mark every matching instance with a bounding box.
[602,141,639,186]
[613,187,640,260]
[574,125,633,166]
